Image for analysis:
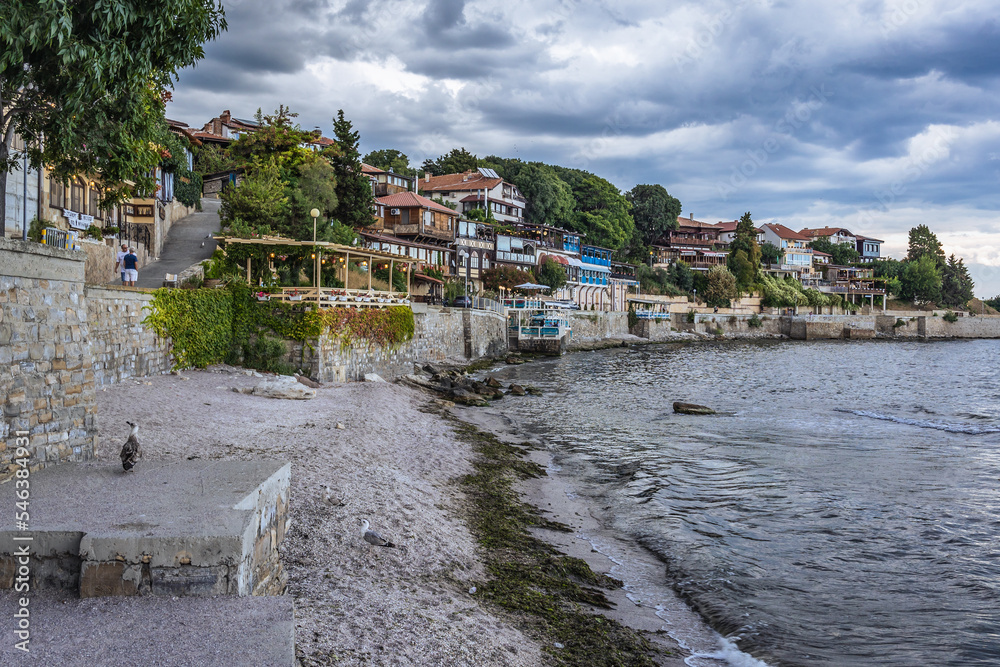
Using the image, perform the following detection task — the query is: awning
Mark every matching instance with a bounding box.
[538,253,569,266]
[413,273,443,285]
[567,257,583,268]
[583,264,611,274]
[701,251,727,257]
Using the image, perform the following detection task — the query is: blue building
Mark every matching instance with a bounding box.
[577,244,613,309]
[855,234,883,263]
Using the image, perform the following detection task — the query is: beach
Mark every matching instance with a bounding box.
[93,366,690,666]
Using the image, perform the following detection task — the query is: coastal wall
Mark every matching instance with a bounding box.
[0,238,96,482]
[303,305,508,382]
[85,287,174,385]
[920,314,1000,338]
[568,312,629,341]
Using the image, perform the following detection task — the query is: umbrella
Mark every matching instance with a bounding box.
[514,282,551,291]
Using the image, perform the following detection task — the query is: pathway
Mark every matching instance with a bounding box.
[136,198,220,288]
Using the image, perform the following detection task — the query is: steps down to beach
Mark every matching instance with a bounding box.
[0,459,290,598]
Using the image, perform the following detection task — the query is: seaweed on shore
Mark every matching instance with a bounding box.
[446,417,663,666]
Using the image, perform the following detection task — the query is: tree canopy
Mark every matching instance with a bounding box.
[363,149,415,177]
[899,255,942,304]
[0,0,227,230]
[906,224,945,266]
[808,236,860,265]
[627,184,681,246]
[536,257,568,292]
[727,212,761,288]
[422,147,478,176]
[330,109,374,229]
[940,254,975,307]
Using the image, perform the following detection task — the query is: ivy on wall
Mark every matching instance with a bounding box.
[144,282,415,370]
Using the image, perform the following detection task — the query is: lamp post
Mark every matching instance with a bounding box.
[310,208,320,296]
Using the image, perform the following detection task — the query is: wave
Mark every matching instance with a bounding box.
[836,409,1000,435]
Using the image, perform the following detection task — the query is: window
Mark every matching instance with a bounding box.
[89,186,100,218]
[50,176,65,208]
[71,179,83,212]
[482,256,489,269]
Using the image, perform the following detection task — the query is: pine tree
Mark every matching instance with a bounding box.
[727,212,761,288]
[330,110,374,228]
[940,254,975,307]
[906,225,945,267]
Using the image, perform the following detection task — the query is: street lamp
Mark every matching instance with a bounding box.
[310,208,320,294]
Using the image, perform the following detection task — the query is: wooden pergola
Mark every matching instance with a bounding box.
[218,236,416,308]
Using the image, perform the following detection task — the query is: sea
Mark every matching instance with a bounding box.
[478,339,1000,666]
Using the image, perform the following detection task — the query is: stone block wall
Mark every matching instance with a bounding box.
[568,312,629,341]
[82,238,151,286]
[0,238,96,482]
[299,306,508,382]
[85,287,173,385]
[919,314,1000,338]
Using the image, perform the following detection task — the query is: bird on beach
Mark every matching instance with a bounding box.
[323,485,345,506]
[120,421,141,471]
[358,518,396,554]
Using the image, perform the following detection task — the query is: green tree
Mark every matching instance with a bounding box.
[729,249,755,291]
[727,212,761,287]
[426,147,479,175]
[229,106,313,169]
[906,224,945,266]
[509,163,574,228]
[667,260,695,292]
[760,241,784,265]
[0,0,227,230]
[219,160,287,237]
[871,258,904,280]
[363,148,415,177]
[330,109,375,228]
[482,265,534,292]
[626,184,681,246]
[703,265,738,307]
[194,143,237,174]
[536,257,568,292]
[899,255,942,304]
[940,254,975,307]
[286,158,338,239]
[808,236,860,265]
[551,166,635,251]
[984,295,1000,311]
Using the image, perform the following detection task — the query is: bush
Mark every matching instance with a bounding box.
[244,335,295,374]
[893,318,907,328]
[85,224,103,240]
[686,310,696,323]
[627,306,638,330]
[27,216,45,243]
[748,313,762,328]
[943,310,959,323]
[175,170,203,209]
[728,315,737,325]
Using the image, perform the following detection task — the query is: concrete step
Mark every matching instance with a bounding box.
[0,589,295,666]
[0,460,290,598]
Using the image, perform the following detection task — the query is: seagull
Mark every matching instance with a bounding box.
[200,241,205,248]
[358,519,396,554]
[120,421,141,471]
[323,485,345,506]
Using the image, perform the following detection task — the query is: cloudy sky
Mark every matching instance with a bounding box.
[168,0,1000,297]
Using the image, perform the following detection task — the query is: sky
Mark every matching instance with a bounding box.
[167,0,1000,297]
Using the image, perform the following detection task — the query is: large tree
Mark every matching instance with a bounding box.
[727,212,761,288]
[536,257,568,292]
[940,254,975,307]
[703,265,739,307]
[550,165,635,251]
[423,147,478,176]
[899,254,942,304]
[808,236,860,265]
[329,109,374,228]
[906,224,945,266]
[0,0,226,233]
[626,184,681,246]
[510,163,574,228]
[363,148,415,177]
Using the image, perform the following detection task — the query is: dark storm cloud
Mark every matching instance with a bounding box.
[168,0,1000,294]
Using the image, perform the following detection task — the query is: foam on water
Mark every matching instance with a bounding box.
[837,408,1000,435]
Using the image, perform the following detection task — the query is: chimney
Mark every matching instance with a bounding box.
[424,172,430,182]
[221,110,231,122]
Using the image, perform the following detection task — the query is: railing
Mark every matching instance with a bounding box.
[502,298,545,310]
[261,287,411,308]
[472,296,504,314]
[634,310,671,320]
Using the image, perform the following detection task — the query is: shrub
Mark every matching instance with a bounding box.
[893,318,907,328]
[627,306,639,330]
[748,313,762,328]
[27,216,45,243]
[943,310,959,323]
[728,315,737,325]
[686,310,696,323]
[85,224,103,240]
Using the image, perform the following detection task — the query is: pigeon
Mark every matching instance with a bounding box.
[358,519,396,554]
[120,421,141,471]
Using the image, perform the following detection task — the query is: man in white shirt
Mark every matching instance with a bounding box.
[114,243,128,284]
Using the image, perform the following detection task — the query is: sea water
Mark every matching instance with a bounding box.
[483,339,1000,666]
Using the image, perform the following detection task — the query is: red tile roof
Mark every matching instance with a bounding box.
[713,220,739,232]
[190,131,231,144]
[361,163,385,175]
[799,227,855,238]
[676,215,719,229]
[422,171,502,192]
[763,223,812,241]
[311,136,335,147]
[377,192,457,216]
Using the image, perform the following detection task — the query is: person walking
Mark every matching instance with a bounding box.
[123,247,139,287]
[115,243,128,284]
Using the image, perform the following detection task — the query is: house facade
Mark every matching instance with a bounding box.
[577,244,612,309]
[420,168,525,225]
[651,215,726,271]
[761,223,815,277]
[854,234,883,262]
[800,227,857,247]
[362,163,415,197]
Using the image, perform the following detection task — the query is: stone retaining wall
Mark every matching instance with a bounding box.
[300,305,508,382]
[85,287,173,385]
[0,238,96,482]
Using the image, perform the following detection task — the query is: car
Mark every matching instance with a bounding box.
[449,296,473,308]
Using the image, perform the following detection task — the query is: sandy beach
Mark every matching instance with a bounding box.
[97,369,542,666]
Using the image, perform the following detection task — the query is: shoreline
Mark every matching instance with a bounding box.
[449,402,764,667]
